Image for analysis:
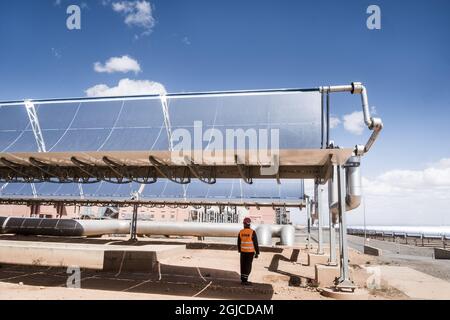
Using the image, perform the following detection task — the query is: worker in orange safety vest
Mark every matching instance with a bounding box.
[237,217,260,285]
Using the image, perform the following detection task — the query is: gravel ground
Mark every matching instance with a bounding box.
[347,235,450,282]
[306,228,450,282]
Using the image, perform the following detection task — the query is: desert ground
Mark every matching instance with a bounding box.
[0,230,449,300]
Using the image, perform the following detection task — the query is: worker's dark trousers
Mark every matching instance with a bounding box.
[240,252,255,283]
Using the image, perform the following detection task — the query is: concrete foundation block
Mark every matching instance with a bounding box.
[0,240,186,272]
[364,245,382,256]
[434,248,450,260]
[315,264,340,287]
[307,253,329,266]
[103,251,158,273]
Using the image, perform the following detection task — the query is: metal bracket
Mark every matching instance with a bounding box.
[235,155,253,185]
[103,156,157,185]
[0,157,36,183]
[184,157,217,185]
[29,157,73,183]
[149,156,191,185]
[319,154,335,184]
[70,157,103,184]
[102,157,133,184]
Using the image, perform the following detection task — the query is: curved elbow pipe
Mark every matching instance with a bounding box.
[256,224,272,246]
[280,225,295,246]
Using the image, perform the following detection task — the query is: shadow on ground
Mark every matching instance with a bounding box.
[0,235,282,299]
[0,262,274,300]
[267,249,315,287]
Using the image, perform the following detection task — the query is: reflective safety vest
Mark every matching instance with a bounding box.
[239,229,255,253]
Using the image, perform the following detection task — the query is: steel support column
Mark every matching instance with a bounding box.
[316,181,324,255]
[335,165,356,291]
[328,169,338,266]
[306,197,312,249]
[130,204,139,242]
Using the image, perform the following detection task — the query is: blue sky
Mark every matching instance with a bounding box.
[0,0,449,225]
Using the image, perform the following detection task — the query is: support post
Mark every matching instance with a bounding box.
[335,165,356,291]
[328,170,338,266]
[130,204,139,242]
[306,197,312,249]
[316,181,324,255]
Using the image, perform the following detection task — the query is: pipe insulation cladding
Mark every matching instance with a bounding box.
[0,217,296,246]
[329,156,362,221]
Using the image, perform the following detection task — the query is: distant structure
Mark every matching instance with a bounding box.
[0,204,281,225]
[275,208,291,225]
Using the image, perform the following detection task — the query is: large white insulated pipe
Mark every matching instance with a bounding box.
[329,157,362,218]
[137,221,241,238]
[81,220,130,236]
[256,224,273,246]
[0,217,295,246]
[138,222,294,246]
[345,161,362,211]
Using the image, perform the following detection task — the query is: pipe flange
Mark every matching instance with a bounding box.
[354,145,365,156]
[351,82,364,95]
[345,156,361,168]
[369,117,383,130]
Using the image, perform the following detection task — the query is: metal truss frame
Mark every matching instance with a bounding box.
[0,155,324,184]
[0,196,306,210]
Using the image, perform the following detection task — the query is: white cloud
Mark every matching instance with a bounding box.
[85,78,166,97]
[329,116,341,129]
[369,159,450,192]
[182,36,191,45]
[300,158,450,227]
[51,48,62,59]
[343,111,365,135]
[342,106,377,135]
[112,1,155,36]
[363,159,450,199]
[94,55,141,74]
[353,160,450,226]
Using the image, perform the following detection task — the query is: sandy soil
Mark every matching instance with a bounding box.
[0,235,409,300]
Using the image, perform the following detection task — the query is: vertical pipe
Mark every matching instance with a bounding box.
[130,204,139,241]
[317,182,324,255]
[326,92,330,148]
[328,169,337,266]
[321,91,325,149]
[306,197,311,249]
[336,165,354,289]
